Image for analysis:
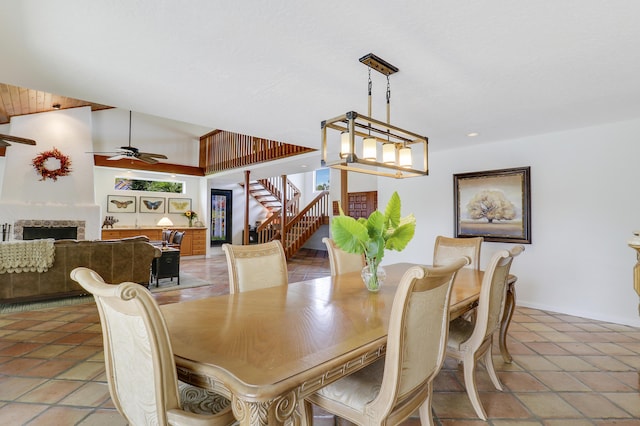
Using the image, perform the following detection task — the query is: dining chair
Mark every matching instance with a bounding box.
[169,230,185,250]
[162,229,175,243]
[322,237,365,276]
[69,267,236,426]
[446,245,524,420]
[433,235,484,270]
[221,240,288,294]
[304,257,469,426]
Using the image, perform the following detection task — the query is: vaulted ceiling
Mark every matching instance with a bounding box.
[1,1,639,164]
[0,84,112,125]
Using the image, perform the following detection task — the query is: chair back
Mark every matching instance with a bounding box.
[70,267,181,425]
[171,231,185,247]
[221,240,288,293]
[467,246,524,348]
[370,257,468,421]
[162,229,174,243]
[433,235,483,270]
[322,237,365,276]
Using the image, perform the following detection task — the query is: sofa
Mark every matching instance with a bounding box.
[0,236,162,304]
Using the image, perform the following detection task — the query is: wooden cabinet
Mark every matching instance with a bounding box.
[101,227,207,256]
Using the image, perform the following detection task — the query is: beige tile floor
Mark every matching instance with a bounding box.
[0,250,639,425]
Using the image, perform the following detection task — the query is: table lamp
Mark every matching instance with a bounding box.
[157,217,174,248]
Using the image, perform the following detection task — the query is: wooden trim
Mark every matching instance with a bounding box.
[0,147,5,156]
[93,155,205,176]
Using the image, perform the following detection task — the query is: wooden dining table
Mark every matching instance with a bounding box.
[161,263,517,426]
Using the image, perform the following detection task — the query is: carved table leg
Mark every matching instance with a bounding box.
[499,277,517,363]
[232,391,299,426]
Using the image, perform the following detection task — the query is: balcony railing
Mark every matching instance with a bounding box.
[200,130,315,175]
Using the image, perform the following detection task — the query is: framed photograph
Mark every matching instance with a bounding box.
[454,166,531,243]
[211,189,232,246]
[168,198,192,214]
[139,196,165,213]
[107,195,136,213]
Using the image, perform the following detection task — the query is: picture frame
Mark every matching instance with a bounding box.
[211,189,232,246]
[453,166,531,244]
[139,196,165,213]
[168,198,192,213]
[107,195,136,213]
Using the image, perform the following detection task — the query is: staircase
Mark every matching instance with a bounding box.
[246,177,329,258]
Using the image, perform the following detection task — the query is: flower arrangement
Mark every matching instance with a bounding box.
[184,210,197,227]
[31,148,72,181]
[331,191,416,291]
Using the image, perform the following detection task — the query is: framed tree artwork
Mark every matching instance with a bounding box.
[211,189,232,246]
[453,166,531,243]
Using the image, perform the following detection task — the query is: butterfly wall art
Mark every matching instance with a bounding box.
[107,195,136,213]
[168,198,192,213]
[140,197,165,213]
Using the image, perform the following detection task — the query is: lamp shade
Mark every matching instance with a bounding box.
[340,131,351,158]
[362,137,377,160]
[157,217,174,227]
[398,146,412,168]
[382,142,396,164]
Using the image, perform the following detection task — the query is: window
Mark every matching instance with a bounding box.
[114,177,184,193]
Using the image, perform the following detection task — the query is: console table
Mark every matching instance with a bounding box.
[101,227,207,256]
[151,247,180,286]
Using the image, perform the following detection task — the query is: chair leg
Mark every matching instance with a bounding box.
[484,344,503,391]
[418,381,435,426]
[301,400,314,426]
[463,352,487,421]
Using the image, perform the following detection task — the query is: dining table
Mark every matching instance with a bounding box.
[161,263,517,426]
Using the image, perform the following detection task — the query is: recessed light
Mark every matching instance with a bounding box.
[300,164,308,168]
[467,132,479,137]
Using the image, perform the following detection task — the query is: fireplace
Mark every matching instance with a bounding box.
[14,220,86,240]
[23,226,77,240]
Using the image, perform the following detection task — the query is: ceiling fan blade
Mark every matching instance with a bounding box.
[107,154,127,161]
[138,152,168,159]
[136,155,160,164]
[0,134,36,145]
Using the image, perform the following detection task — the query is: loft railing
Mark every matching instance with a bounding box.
[200,130,316,175]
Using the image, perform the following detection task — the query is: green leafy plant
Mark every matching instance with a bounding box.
[331,191,416,290]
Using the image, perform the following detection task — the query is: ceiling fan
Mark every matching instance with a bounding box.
[0,134,37,147]
[93,111,168,164]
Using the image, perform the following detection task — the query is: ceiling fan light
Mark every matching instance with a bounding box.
[362,137,377,160]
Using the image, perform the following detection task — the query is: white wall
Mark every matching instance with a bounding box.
[94,167,204,229]
[378,117,640,327]
[0,107,101,239]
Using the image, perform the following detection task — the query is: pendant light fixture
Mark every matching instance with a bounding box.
[321,53,428,178]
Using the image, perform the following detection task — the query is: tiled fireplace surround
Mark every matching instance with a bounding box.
[13,220,86,240]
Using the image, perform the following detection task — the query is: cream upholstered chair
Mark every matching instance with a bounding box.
[221,240,288,294]
[70,267,235,426]
[322,237,365,276]
[433,235,484,270]
[304,257,469,426]
[446,245,524,420]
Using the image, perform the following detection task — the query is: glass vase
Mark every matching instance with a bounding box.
[188,218,193,227]
[361,264,386,292]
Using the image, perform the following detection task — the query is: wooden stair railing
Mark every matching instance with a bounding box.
[281,190,329,258]
[253,191,329,258]
[200,130,316,175]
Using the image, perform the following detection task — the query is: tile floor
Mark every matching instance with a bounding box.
[0,250,639,425]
